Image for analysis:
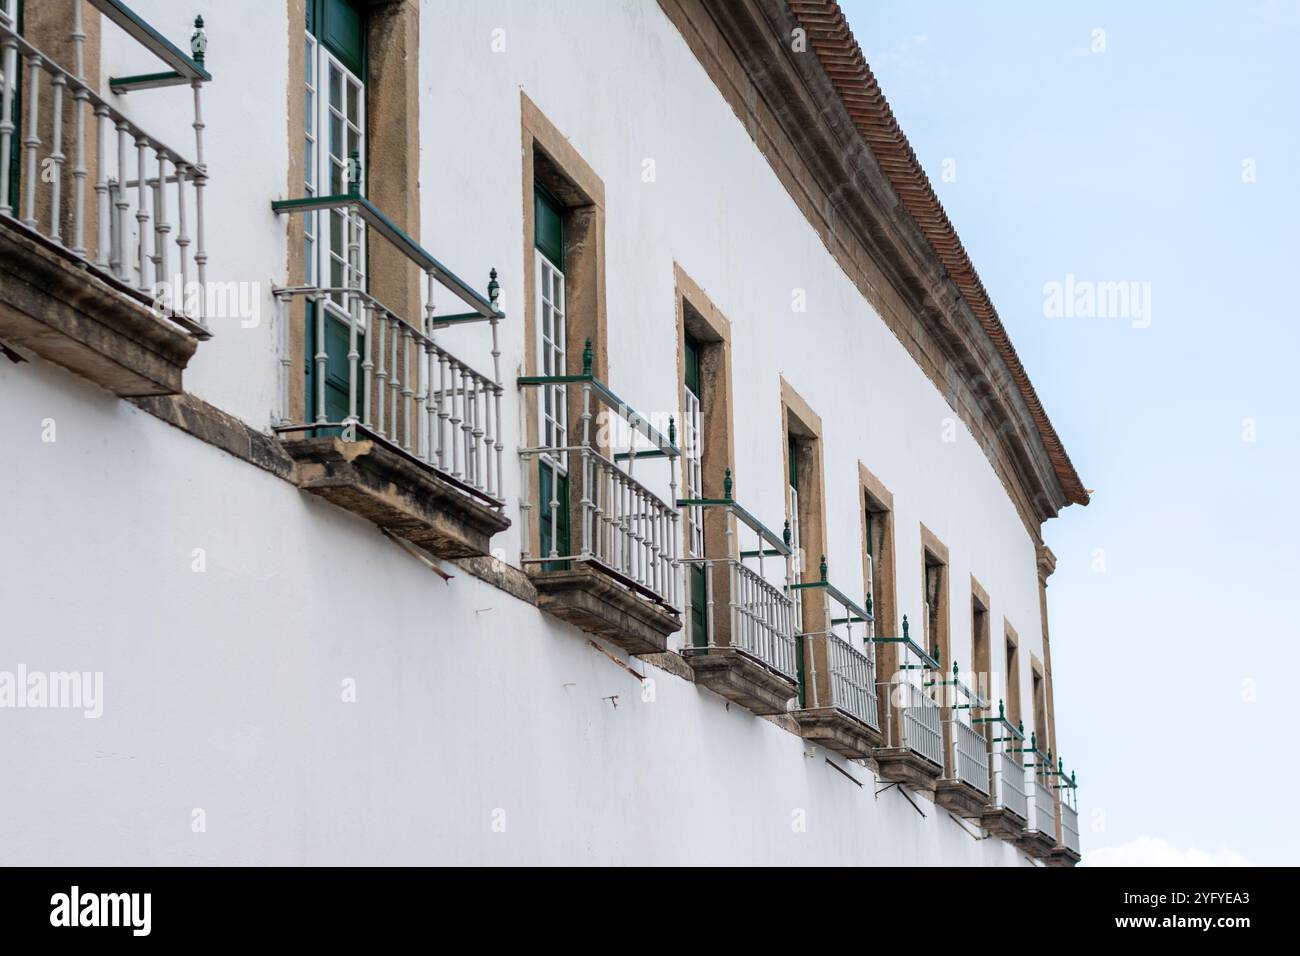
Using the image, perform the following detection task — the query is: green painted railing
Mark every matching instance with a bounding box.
[94,0,212,91]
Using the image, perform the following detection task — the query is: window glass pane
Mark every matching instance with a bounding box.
[330,114,343,162]
[329,64,342,109]
[330,209,343,252]
[347,80,359,125]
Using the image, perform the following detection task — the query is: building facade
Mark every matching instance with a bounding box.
[0,0,1085,865]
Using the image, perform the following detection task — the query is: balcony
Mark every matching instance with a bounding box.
[270,190,509,559]
[934,662,991,818]
[873,620,944,790]
[678,486,799,715]
[1016,736,1058,860]
[518,359,682,654]
[976,703,1028,838]
[1049,759,1082,866]
[0,2,211,396]
[790,561,881,757]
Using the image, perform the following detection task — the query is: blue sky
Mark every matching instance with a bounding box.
[842,0,1300,865]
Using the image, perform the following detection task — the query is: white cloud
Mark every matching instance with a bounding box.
[1085,836,1251,867]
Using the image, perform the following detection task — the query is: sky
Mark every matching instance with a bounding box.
[841,0,1300,866]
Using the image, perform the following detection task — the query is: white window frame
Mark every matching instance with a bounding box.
[683,379,704,559]
[536,247,567,472]
[789,477,803,632]
[306,34,366,321]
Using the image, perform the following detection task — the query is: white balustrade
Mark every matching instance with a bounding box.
[0,5,210,336]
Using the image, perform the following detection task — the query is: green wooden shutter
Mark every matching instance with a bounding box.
[311,0,366,78]
[684,334,701,396]
[534,185,565,269]
[538,465,570,571]
[788,437,799,490]
[304,300,364,431]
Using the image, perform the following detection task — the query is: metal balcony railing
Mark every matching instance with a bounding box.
[678,481,798,679]
[790,558,878,729]
[874,618,943,766]
[0,2,212,337]
[1027,775,1055,836]
[992,749,1028,820]
[1052,754,1081,854]
[1060,798,1080,854]
[975,702,1028,820]
[950,716,990,795]
[271,187,506,509]
[899,680,943,767]
[933,659,990,794]
[1020,737,1057,837]
[519,350,681,607]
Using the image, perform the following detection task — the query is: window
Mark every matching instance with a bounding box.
[1032,665,1048,752]
[534,185,569,564]
[787,434,803,608]
[304,0,367,426]
[675,270,735,649]
[1004,626,1022,727]
[923,556,945,661]
[683,332,706,645]
[858,465,896,636]
[521,95,606,568]
[971,585,991,732]
[781,382,827,708]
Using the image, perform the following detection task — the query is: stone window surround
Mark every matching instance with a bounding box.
[284,0,420,426]
[1003,620,1022,729]
[518,91,607,559]
[858,462,897,734]
[780,377,829,705]
[673,264,736,644]
[970,574,991,721]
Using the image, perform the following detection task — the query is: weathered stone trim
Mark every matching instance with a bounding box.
[858,461,899,738]
[780,376,831,708]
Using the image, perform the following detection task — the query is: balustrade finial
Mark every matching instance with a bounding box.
[864,591,873,617]
[819,555,827,582]
[998,698,1005,719]
[488,268,499,305]
[901,615,909,639]
[191,16,207,65]
[953,660,959,677]
[1071,770,1077,787]
[1058,756,1064,773]
[1030,731,1037,750]
[668,417,677,446]
[582,338,593,375]
[348,151,361,196]
[1018,719,1024,735]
